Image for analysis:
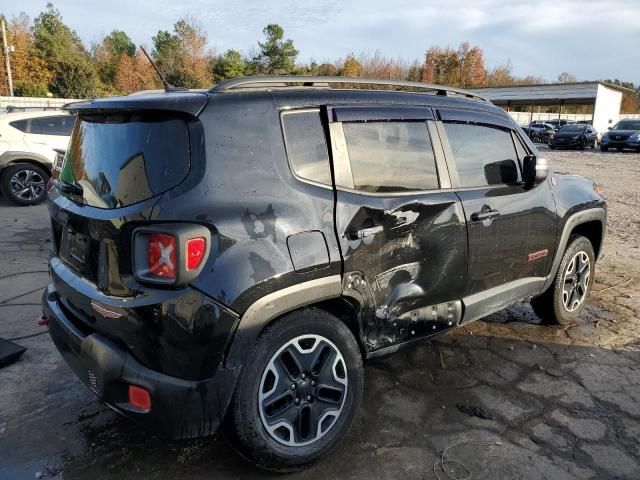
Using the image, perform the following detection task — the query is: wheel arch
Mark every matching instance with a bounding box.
[0,152,52,176]
[542,207,606,292]
[224,276,367,370]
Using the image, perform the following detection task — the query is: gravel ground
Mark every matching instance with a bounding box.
[0,148,639,480]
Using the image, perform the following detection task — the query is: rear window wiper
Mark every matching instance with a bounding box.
[53,179,83,196]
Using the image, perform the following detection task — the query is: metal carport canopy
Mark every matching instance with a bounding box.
[468,82,625,106]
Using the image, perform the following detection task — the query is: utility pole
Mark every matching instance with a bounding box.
[1,19,14,97]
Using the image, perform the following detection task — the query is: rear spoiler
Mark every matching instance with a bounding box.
[63,91,209,117]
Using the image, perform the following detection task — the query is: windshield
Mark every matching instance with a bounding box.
[59,114,191,209]
[559,125,586,133]
[612,121,640,130]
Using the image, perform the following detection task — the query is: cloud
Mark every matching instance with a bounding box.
[8,0,640,81]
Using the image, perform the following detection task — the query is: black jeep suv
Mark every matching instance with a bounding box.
[42,76,606,471]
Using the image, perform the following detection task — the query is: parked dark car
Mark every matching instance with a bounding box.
[544,118,575,132]
[549,124,599,149]
[523,122,555,143]
[42,76,606,471]
[600,120,640,152]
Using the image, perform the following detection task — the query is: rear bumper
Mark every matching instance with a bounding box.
[43,285,239,439]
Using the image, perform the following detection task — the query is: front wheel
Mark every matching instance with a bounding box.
[531,235,595,325]
[0,163,49,206]
[226,308,363,472]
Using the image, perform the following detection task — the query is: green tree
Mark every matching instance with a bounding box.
[33,3,96,97]
[152,18,213,88]
[212,49,247,81]
[93,30,135,91]
[14,80,49,97]
[255,24,298,74]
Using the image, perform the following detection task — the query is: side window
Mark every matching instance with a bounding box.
[9,119,28,133]
[281,110,332,185]
[31,116,74,136]
[342,121,439,193]
[444,123,521,188]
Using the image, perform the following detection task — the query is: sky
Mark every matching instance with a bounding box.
[5,0,640,82]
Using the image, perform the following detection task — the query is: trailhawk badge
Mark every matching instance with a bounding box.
[528,249,549,262]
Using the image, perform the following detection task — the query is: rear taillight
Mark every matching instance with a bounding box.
[133,224,211,286]
[148,233,177,279]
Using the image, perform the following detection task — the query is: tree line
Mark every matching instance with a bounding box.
[1,3,639,113]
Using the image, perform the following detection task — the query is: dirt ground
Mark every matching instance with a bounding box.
[0,147,639,480]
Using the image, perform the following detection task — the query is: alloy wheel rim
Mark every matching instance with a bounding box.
[562,251,590,312]
[10,169,45,201]
[258,334,348,447]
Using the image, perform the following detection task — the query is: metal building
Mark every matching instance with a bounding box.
[469,82,630,133]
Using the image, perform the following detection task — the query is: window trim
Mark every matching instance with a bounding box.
[279,108,333,190]
[439,119,525,190]
[330,117,445,196]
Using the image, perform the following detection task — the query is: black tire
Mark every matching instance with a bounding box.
[549,145,556,150]
[616,147,624,152]
[531,235,595,325]
[226,308,363,472]
[578,139,586,150]
[0,163,49,206]
[600,146,608,152]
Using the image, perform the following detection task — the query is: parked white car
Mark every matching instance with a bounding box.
[0,110,74,205]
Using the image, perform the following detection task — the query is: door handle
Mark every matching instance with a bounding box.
[348,225,383,240]
[471,209,500,222]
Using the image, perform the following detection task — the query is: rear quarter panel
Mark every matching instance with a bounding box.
[151,92,341,314]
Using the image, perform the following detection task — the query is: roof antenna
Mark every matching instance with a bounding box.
[139,45,186,92]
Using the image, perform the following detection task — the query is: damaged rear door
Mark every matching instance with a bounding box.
[327,106,468,353]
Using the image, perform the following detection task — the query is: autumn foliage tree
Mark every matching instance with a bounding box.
[422,41,486,87]
[152,18,213,88]
[92,30,136,93]
[114,49,161,94]
[0,13,51,96]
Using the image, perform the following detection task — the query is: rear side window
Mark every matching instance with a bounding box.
[31,116,74,136]
[281,110,332,185]
[9,119,28,132]
[444,123,521,187]
[342,122,439,193]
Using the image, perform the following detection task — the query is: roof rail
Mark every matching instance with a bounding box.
[209,75,488,101]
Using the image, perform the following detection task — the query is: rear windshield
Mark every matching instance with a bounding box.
[59,114,190,208]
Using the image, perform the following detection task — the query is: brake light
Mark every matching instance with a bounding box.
[186,237,206,270]
[148,233,177,279]
[128,385,152,411]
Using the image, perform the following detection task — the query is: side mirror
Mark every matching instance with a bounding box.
[523,155,550,186]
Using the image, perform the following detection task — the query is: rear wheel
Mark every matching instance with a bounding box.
[531,235,595,325]
[226,308,363,472]
[0,163,49,206]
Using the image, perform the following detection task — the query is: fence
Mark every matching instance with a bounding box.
[0,95,81,111]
